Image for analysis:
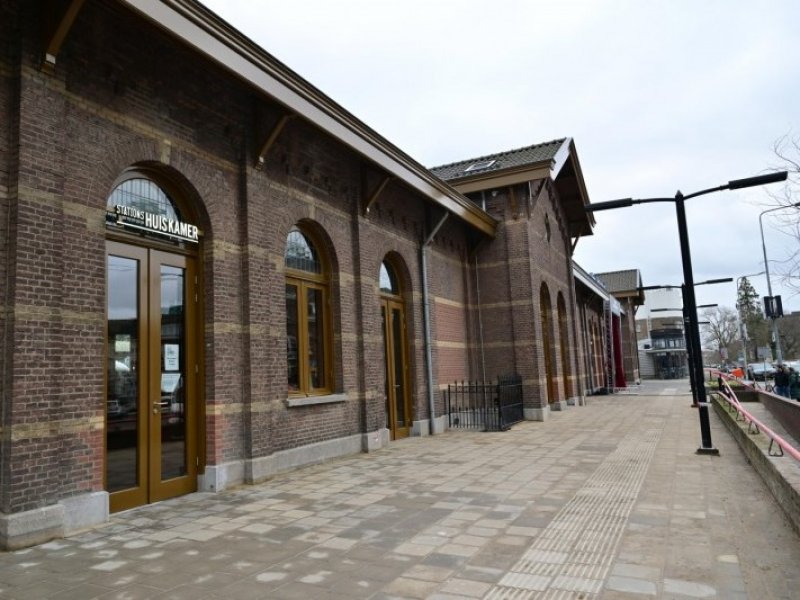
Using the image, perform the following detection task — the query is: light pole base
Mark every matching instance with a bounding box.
[696,447,720,456]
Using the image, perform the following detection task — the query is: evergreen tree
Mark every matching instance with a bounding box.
[736,277,768,362]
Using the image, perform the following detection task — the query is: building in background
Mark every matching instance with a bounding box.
[636,288,688,379]
[593,270,644,385]
[573,264,632,394]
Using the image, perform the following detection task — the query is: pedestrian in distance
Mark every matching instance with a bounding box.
[774,363,791,398]
[789,367,800,401]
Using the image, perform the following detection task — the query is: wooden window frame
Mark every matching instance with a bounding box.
[285,232,333,397]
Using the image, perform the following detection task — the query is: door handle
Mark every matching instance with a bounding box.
[153,401,161,415]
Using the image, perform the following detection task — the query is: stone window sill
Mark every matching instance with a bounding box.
[285,393,348,408]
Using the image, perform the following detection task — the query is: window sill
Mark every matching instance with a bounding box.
[285,393,348,408]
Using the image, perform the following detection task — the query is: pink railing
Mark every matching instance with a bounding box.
[710,370,800,462]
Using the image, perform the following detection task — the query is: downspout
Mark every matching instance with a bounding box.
[422,211,449,435]
[475,252,486,382]
[476,191,487,381]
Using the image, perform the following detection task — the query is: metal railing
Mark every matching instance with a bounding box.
[444,374,524,432]
[712,371,800,461]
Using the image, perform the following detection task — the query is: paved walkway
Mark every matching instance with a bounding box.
[2,380,799,599]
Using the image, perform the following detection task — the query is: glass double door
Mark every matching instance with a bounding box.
[106,241,198,512]
[382,299,410,440]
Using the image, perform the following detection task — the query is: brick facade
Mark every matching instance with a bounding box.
[0,0,613,548]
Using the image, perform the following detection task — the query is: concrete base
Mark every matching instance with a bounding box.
[0,490,109,550]
[567,395,585,407]
[200,429,390,491]
[551,400,568,411]
[61,491,108,533]
[362,428,390,451]
[412,419,429,436]
[412,415,447,436]
[0,504,64,550]
[524,406,550,421]
[245,431,382,484]
[198,460,245,493]
[696,447,720,455]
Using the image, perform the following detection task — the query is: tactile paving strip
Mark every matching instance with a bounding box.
[484,426,662,599]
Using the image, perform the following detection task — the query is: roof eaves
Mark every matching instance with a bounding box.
[118,0,497,237]
[573,261,610,299]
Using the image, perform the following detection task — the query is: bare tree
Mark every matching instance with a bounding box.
[700,306,741,363]
[778,313,800,359]
[767,134,800,294]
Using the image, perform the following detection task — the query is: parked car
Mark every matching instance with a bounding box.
[746,362,775,381]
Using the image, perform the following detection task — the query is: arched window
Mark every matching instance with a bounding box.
[107,178,182,221]
[379,261,399,295]
[557,293,573,399]
[106,175,200,246]
[379,257,411,439]
[285,226,331,395]
[540,283,556,404]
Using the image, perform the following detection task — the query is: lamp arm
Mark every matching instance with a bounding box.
[682,185,728,201]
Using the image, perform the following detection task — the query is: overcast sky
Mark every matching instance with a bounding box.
[201,0,800,313]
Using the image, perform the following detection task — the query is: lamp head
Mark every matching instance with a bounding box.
[584,198,634,212]
[728,171,788,190]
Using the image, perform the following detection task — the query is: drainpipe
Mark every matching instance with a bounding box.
[475,252,486,382]
[476,192,488,381]
[422,212,449,435]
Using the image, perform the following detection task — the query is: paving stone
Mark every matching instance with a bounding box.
[380,576,441,599]
[5,382,800,599]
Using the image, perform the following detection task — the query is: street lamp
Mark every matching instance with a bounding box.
[735,271,765,365]
[759,202,800,364]
[586,171,787,455]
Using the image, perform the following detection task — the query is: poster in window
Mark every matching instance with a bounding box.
[164,344,180,371]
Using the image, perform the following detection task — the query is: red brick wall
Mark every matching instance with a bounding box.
[434,298,469,383]
[574,284,608,393]
[1,0,492,513]
[1,0,598,518]
[462,181,580,408]
[0,1,20,506]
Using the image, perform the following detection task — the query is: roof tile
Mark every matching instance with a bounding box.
[430,139,566,181]
[594,269,643,294]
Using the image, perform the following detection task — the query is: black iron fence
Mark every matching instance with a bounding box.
[444,374,524,431]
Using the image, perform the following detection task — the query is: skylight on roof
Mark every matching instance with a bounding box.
[463,159,496,173]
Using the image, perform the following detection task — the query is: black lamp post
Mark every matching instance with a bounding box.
[586,171,788,455]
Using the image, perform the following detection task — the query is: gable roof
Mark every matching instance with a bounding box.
[429,138,594,237]
[430,139,566,182]
[594,269,645,305]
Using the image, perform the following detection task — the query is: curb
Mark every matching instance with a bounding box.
[713,395,800,537]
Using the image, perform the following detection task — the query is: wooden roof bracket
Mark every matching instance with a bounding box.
[41,0,86,73]
[362,173,393,216]
[255,113,295,169]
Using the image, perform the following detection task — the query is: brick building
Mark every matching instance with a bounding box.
[594,269,644,385]
[1,0,609,548]
[430,141,594,413]
[573,264,628,394]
